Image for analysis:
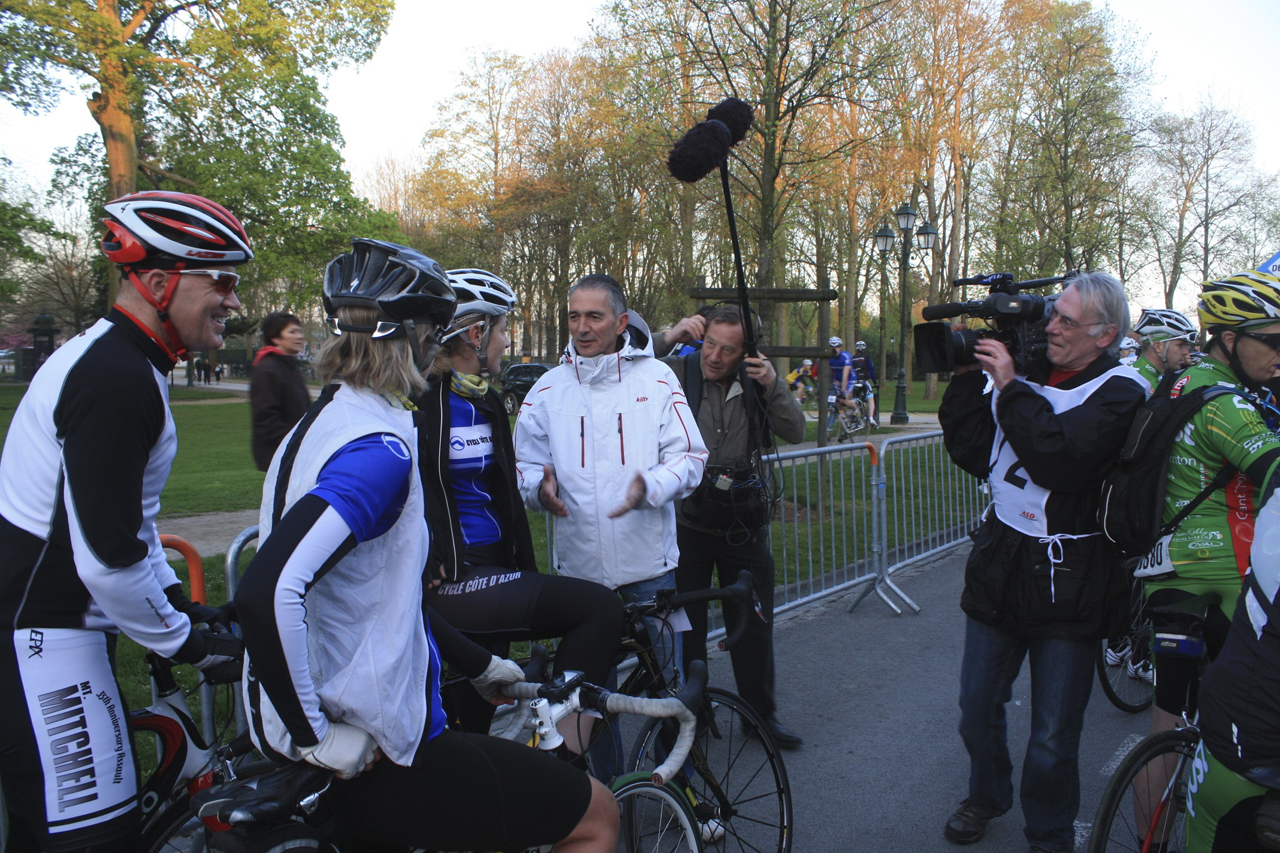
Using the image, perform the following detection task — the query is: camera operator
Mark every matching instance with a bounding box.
[937,272,1147,853]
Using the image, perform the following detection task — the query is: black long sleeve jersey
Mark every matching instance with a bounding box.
[0,309,192,657]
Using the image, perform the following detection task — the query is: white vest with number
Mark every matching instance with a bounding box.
[988,366,1142,538]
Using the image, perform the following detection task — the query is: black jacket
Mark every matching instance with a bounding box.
[939,354,1145,639]
[416,381,538,582]
[250,351,312,472]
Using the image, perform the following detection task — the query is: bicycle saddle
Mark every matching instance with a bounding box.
[192,761,332,826]
[1144,591,1222,625]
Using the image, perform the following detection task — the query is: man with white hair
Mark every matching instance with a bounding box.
[937,272,1147,853]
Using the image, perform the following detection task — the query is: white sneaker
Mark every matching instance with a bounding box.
[700,818,726,843]
[1127,659,1154,682]
[1104,641,1129,667]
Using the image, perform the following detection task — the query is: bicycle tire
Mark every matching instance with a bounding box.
[629,687,792,853]
[613,773,704,852]
[1097,579,1153,714]
[1087,727,1200,853]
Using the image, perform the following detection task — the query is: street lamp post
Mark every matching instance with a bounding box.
[876,205,937,426]
[890,204,917,425]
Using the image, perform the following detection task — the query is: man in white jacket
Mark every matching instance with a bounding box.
[514,274,708,685]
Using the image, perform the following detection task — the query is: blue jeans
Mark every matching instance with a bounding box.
[957,616,1096,851]
[617,569,683,691]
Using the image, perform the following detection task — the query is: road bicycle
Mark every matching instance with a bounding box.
[132,651,263,853]
[1087,591,1221,852]
[185,662,712,853]
[1096,576,1154,713]
[578,570,794,853]
[827,385,872,442]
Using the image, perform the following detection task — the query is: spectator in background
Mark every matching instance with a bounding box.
[250,311,311,471]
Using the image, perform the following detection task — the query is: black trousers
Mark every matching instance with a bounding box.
[675,524,777,718]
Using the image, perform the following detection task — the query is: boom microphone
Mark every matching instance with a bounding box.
[667,97,755,183]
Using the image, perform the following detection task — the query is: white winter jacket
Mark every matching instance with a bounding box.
[514,316,707,589]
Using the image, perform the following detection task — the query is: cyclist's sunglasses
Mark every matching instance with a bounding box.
[1242,330,1280,352]
[184,269,240,296]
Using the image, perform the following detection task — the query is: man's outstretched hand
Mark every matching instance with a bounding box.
[538,464,569,517]
[608,472,648,518]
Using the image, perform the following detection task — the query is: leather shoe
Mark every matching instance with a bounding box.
[751,715,802,749]
[944,799,1003,845]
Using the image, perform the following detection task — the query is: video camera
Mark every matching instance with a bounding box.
[913,272,1075,373]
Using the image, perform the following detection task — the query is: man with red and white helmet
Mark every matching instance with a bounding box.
[0,191,251,851]
[1131,307,1198,390]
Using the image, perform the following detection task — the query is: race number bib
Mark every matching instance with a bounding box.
[1132,532,1175,579]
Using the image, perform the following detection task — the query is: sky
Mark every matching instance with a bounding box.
[1,0,1276,194]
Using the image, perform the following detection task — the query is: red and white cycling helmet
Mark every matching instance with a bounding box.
[100,191,253,362]
[101,191,253,268]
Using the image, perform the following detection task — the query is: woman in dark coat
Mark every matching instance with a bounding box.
[250,311,311,471]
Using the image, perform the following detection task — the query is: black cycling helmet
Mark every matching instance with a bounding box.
[323,239,456,331]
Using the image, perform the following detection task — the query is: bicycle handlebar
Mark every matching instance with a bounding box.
[658,569,761,651]
[502,660,708,785]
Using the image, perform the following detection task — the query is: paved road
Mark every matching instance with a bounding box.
[711,547,1151,853]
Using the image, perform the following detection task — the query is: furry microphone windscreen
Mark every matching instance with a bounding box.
[706,97,753,146]
[667,120,731,183]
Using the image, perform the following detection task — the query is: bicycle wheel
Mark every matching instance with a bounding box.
[1087,727,1199,853]
[629,687,792,853]
[1097,580,1153,713]
[613,773,703,852]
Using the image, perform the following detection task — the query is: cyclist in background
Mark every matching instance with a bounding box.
[0,191,249,852]
[1141,272,1280,758]
[1131,307,1198,392]
[417,268,623,758]
[828,336,858,420]
[786,358,816,403]
[850,340,878,424]
[236,240,617,852]
[1119,336,1141,366]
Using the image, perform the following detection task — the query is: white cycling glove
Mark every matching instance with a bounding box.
[297,722,378,780]
[470,655,525,702]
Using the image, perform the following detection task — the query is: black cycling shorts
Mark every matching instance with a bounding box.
[329,727,593,851]
[1147,586,1232,715]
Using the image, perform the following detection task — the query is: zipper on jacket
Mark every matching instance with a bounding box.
[580,416,585,467]
[618,413,625,464]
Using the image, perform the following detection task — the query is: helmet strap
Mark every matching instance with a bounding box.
[1224,333,1263,393]
[124,266,190,361]
[475,322,494,376]
[404,319,439,375]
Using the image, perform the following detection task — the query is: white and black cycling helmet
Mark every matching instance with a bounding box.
[442,269,516,340]
[1133,308,1197,343]
[829,336,843,348]
[441,268,518,373]
[854,340,867,352]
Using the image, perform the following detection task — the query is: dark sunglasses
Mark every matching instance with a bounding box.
[1242,331,1280,352]
[185,269,241,296]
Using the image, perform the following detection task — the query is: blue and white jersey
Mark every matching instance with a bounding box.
[829,350,854,391]
[448,394,502,547]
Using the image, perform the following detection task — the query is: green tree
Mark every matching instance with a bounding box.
[0,0,393,301]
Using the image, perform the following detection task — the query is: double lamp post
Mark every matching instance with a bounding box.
[874,203,937,426]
